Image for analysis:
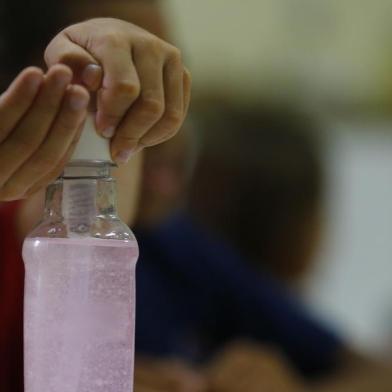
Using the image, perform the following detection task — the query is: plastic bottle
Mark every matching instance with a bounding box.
[23,114,139,392]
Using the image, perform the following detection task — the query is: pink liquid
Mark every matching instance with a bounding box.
[23,238,138,392]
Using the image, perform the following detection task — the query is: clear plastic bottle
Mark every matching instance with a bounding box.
[22,116,139,392]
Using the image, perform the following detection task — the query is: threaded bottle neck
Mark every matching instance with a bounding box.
[44,163,119,237]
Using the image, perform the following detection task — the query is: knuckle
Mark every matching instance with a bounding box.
[112,80,140,100]
[139,95,164,119]
[144,36,164,56]
[164,108,183,128]
[167,47,183,63]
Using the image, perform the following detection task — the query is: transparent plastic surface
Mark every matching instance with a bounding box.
[23,164,139,392]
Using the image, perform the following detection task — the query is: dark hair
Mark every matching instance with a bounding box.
[189,100,323,280]
[0,1,64,88]
[0,0,159,90]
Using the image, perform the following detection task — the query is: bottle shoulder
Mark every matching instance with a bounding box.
[26,217,137,242]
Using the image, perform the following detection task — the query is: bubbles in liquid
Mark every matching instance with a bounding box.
[23,238,138,392]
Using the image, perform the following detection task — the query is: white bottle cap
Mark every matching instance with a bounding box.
[70,113,113,164]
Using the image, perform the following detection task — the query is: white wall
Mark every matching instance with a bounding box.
[307,121,392,355]
[164,0,392,104]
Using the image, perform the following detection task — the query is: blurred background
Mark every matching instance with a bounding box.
[2,0,392,390]
[162,0,392,356]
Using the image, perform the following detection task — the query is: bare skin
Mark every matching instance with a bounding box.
[45,18,192,161]
[0,65,89,201]
[0,17,191,202]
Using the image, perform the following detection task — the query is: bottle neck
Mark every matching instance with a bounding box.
[62,162,112,179]
[45,163,118,235]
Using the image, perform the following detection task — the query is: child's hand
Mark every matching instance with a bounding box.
[45,18,192,165]
[0,66,89,201]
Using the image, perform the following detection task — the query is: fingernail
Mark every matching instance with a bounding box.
[69,93,89,111]
[115,149,134,165]
[82,64,102,90]
[102,126,115,138]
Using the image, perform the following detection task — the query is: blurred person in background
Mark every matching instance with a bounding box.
[0,0,197,391]
[135,99,392,391]
[189,102,323,286]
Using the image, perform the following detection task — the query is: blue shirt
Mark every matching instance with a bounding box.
[135,213,343,379]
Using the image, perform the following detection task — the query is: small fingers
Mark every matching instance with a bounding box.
[1,85,89,199]
[0,65,73,196]
[139,52,184,148]
[94,41,140,136]
[45,31,100,86]
[45,30,104,92]
[24,119,86,199]
[0,67,44,143]
[110,43,165,164]
[8,64,73,144]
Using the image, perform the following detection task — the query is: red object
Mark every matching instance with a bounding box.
[0,201,24,392]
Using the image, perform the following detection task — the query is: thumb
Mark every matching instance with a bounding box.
[44,32,103,91]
